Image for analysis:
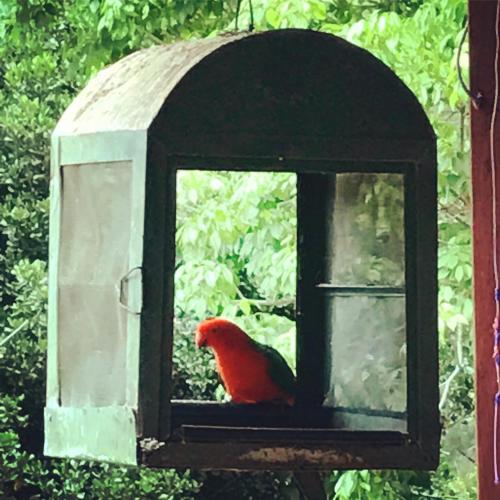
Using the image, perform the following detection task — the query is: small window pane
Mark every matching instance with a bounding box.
[324,294,407,431]
[325,173,405,287]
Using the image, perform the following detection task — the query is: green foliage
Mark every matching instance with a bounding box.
[175,171,297,369]
[50,463,200,500]
[172,318,221,400]
[327,470,430,499]
[197,470,296,499]
[0,0,475,498]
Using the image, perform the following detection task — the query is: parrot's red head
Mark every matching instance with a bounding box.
[195,318,250,349]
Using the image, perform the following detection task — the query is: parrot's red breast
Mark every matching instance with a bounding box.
[196,318,295,405]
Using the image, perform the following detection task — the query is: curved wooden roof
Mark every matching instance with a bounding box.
[54,35,246,135]
[54,29,434,142]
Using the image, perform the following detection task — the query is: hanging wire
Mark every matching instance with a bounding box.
[235,0,241,31]
[234,0,254,32]
[457,21,483,109]
[491,0,500,485]
[249,0,254,32]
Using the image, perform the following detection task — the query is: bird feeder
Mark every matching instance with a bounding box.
[44,29,438,470]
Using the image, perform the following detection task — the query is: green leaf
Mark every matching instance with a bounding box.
[239,299,251,316]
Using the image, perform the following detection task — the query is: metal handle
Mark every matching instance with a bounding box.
[116,266,143,315]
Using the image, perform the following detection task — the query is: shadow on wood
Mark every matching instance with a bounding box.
[294,471,327,500]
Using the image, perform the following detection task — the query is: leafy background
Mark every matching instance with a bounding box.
[0,0,475,498]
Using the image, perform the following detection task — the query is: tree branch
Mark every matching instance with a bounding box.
[439,327,465,411]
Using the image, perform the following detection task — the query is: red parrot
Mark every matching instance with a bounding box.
[195,318,296,405]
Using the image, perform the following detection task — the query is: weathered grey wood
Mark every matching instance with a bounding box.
[46,132,147,461]
[126,133,147,411]
[54,36,245,136]
[140,437,436,470]
[58,130,146,164]
[46,28,438,471]
[54,30,434,144]
[44,407,137,465]
[46,134,61,407]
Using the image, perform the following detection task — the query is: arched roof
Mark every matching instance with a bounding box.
[54,29,434,142]
[54,35,246,136]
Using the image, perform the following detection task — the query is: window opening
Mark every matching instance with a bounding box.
[171,167,409,434]
[173,170,297,404]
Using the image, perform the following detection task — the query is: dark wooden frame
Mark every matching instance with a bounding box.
[138,150,439,470]
[469,2,500,498]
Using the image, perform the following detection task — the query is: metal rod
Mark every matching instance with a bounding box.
[316,284,405,296]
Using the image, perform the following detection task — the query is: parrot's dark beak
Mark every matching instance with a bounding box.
[195,330,206,348]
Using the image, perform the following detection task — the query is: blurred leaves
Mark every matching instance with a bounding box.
[175,171,297,369]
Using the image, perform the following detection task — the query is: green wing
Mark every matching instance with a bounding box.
[252,339,296,396]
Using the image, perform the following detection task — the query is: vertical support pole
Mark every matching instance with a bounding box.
[296,174,328,408]
[294,471,326,500]
[469,1,500,498]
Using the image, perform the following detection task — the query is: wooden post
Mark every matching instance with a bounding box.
[469,1,500,498]
[294,471,326,500]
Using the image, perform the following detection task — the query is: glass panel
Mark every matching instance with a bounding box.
[321,172,406,431]
[58,162,132,407]
[324,295,407,431]
[325,173,405,287]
